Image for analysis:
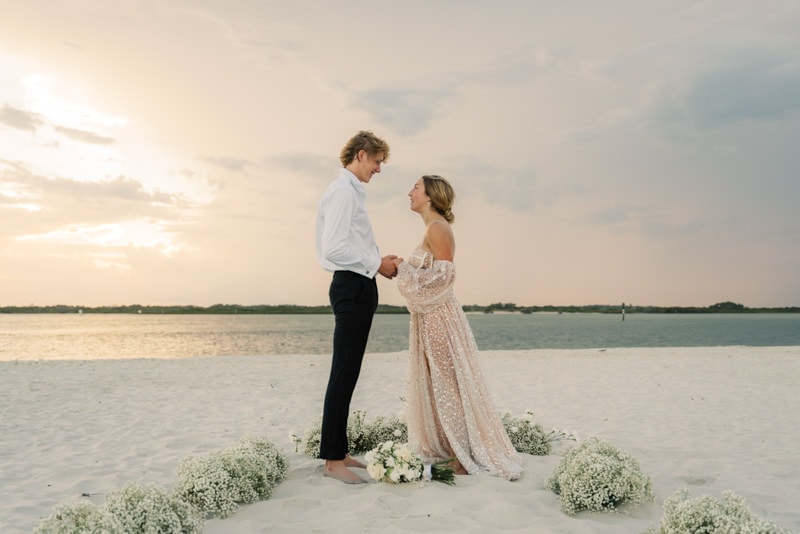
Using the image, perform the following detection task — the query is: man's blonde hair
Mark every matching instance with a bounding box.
[339,131,390,166]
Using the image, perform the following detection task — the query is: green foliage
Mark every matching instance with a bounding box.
[709,301,745,311]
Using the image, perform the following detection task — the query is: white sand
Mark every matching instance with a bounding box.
[2,346,798,533]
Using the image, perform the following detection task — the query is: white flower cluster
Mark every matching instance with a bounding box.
[34,484,203,534]
[174,436,288,518]
[501,411,578,456]
[546,437,654,515]
[364,441,424,484]
[294,410,408,458]
[644,488,791,534]
[35,436,287,532]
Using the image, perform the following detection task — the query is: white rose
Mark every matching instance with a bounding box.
[368,463,385,481]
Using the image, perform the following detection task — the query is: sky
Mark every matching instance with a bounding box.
[1,1,799,309]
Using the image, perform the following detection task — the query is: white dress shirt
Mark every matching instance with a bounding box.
[316,168,381,278]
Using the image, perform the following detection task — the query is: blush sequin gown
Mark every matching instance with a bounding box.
[397,247,524,480]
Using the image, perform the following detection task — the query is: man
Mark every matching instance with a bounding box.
[315,130,399,484]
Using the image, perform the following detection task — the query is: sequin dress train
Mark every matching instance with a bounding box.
[397,248,524,480]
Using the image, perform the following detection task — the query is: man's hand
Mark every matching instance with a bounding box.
[378,255,401,279]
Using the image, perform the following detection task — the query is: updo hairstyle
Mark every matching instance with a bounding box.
[422,175,455,223]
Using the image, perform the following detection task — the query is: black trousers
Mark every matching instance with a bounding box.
[319,270,378,460]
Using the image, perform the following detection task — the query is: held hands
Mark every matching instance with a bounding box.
[378,255,404,279]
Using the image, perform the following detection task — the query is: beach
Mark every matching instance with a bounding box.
[3,346,798,533]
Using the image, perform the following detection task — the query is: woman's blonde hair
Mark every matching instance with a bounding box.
[422,175,455,223]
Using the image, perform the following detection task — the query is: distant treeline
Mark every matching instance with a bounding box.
[467,301,800,314]
[1,301,798,314]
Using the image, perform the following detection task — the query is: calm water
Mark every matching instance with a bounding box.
[2,312,799,361]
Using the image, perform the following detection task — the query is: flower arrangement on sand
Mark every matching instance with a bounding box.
[293,410,408,458]
[501,411,577,455]
[643,488,791,534]
[33,414,793,533]
[295,410,573,459]
[364,441,455,485]
[174,436,288,518]
[34,436,286,533]
[34,484,203,534]
[546,436,654,515]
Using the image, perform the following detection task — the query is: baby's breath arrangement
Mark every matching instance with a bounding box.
[294,411,408,458]
[33,501,122,534]
[34,484,202,534]
[546,436,653,515]
[352,412,409,452]
[104,483,203,534]
[501,411,576,455]
[35,436,286,532]
[643,488,791,534]
[173,436,288,518]
[294,425,322,457]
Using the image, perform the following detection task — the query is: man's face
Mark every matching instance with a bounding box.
[353,150,385,183]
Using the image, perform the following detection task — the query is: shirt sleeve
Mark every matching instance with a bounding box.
[320,186,379,275]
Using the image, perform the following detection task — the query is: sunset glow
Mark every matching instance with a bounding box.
[1,2,798,307]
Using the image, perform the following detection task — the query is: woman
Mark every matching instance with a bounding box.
[393,175,523,480]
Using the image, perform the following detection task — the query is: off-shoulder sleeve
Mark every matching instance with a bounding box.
[397,259,456,314]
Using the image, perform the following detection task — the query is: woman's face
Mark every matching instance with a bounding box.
[408,178,429,213]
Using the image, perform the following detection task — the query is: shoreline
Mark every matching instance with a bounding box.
[3,346,798,532]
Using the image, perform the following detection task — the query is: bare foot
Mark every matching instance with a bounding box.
[323,460,366,484]
[343,454,366,469]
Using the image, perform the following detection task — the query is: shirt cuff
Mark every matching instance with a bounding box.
[365,256,382,278]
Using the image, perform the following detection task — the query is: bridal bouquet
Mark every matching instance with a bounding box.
[365,441,456,485]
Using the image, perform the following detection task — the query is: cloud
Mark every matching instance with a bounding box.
[53,125,115,145]
[642,39,800,138]
[583,203,712,240]
[10,163,177,205]
[264,152,335,181]
[354,86,454,136]
[683,50,800,129]
[205,156,252,172]
[350,45,553,137]
[436,155,543,213]
[1,162,188,238]
[1,102,116,145]
[0,104,43,132]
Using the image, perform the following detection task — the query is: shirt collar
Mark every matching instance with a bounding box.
[340,168,365,192]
